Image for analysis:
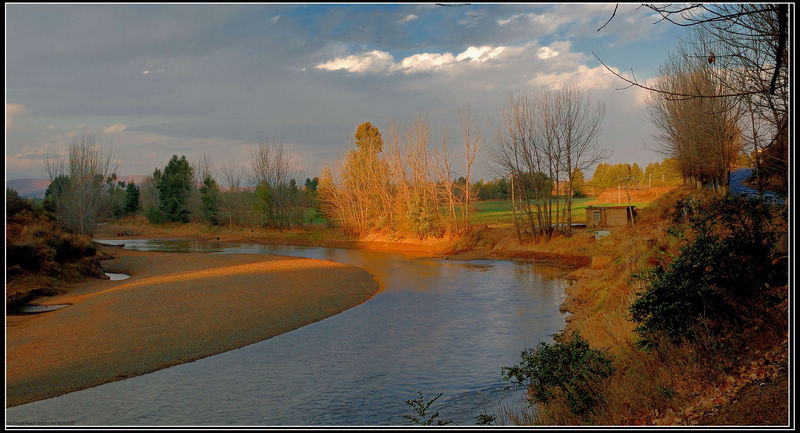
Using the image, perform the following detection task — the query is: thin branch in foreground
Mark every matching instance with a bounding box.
[597,3,619,32]
[592,51,771,101]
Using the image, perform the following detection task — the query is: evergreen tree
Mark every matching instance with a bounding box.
[199,174,221,225]
[253,183,274,227]
[124,182,141,214]
[157,155,194,223]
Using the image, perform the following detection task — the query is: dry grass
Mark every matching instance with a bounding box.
[594,186,676,205]
[6,209,104,305]
[508,185,789,426]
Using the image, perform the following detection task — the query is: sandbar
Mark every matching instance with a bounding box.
[6,247,379,407]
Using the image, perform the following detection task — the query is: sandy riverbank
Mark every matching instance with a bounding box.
[6,246,379,408]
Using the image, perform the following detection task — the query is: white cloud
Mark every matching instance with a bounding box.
[270,15,280,23]
[314,50,394,74]
[400,14,418,23]
[316,44,510,75]
[393,52,456,74]
[497,13,525,27]
[537,46,559,59]
[103,123,127,133]
[456,46,505,63]
[528,64,618,91]
[6,103,29,130]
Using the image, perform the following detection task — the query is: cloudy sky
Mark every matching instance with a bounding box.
[6,3,689,183]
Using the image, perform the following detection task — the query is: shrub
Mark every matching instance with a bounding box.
[51,234,97,263]
[401,392,453,426]
[502,332,615,419]
[407,192,444,239]
[630,195,787,347]
[7,242,51,271]
[145,206,166,224]
[6,188,33,217]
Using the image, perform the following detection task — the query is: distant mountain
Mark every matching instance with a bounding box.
[6,175,150,199]
[6,178,50,198]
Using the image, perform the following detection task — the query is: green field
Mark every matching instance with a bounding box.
[301,198,654,228]
[467,199,653,226]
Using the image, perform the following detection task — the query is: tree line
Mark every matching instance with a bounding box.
[43,134,321,236]
[138,141,319,230]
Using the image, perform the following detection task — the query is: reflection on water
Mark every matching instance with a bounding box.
[8,304,70,315]
[7,239,569,426]
[104,272,130,281]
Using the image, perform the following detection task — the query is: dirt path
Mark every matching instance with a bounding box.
[6,247,379,407]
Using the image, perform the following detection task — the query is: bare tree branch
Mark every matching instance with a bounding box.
[597,3,619,32]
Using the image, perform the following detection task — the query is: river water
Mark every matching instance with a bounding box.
[6,240,569,426]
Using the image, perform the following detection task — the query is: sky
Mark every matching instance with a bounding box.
[5,3,690,184]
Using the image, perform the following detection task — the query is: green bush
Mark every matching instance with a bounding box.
[6,188,33,217]
[145,206,166,224]
[630,195,787,347]
[502,332,615,419]
[407,192,444,239]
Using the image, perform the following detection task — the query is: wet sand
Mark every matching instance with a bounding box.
[6,247,379,407]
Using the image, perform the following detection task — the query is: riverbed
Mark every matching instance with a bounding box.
[6,240,569,426]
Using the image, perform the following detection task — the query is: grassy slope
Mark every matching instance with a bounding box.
[6,210,106,306]
[486,187,788,426]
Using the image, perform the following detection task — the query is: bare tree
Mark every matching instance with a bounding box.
[493,87,607,240]
[139,172,161,218]
[44,133,117,236]
[459,106,483,235]
[249,139,298,229]
[193,154,215,185]
[645,44,743,194]
[548,85,607,236]
[493,90,551,242]
[596,3,788,195]
[432,124,458,237]
[220,160,247,229]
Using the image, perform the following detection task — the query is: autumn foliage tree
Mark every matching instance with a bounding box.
[319,115,481,239]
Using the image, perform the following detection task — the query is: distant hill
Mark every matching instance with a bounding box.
[6,178,50,198]
[6,175,149,199]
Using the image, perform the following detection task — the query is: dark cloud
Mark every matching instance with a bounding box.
[6,4,687,182]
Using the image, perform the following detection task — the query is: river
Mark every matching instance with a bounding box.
[6,240,570,426]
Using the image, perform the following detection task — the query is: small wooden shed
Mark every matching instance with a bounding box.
[586,205,637,228]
